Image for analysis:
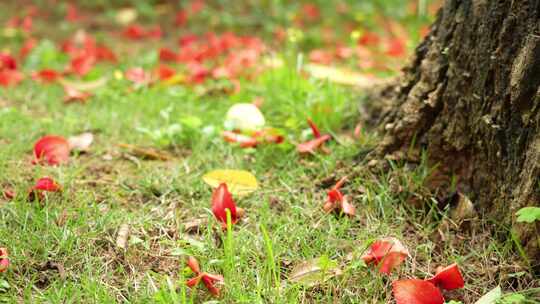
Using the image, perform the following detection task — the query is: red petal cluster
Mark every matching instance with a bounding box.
[211,183,239,226]
[33,135,71,165]
[28,177,61,202]
[393,279,445,304]
[0,53,23,87]
[186,256,224,297]
[297,119,331,154]
[223,129,284,148]
[323,177,355,216]
[122,24,162,40]
[361,237,409,274]
[0,248,9,273]
[32,69,60,83]
[61,33,116,76]
[393,264,465,304]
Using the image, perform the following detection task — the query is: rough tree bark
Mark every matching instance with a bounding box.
[371,0,540,261]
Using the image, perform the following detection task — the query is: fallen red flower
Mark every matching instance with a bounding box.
[309,49,333,65]
[223,131,258,148]
[28,177,62,202]
[186,256,224,297]
[64,86,92,104]
[123,24,162,40]
[66,3,82,22]
[122,24,146,40]
[32,69,60,83]
[125,67,152,85]
[0,70,23,87]
[211,183,239,226]
[323,176,355,216]
[223,129,284,148]
[297,135,331,154]
[20,38,37,59]
[393,279,444,304]
[156,65,176,80]
[70,54,96,76]
[358,31,381,47]
[2,189,15,200]
[0,248,9,273]
[175,10,188,26]
[0,53,17,70]
[297,119,331,154]
[426,263,464,291]
[386,37,407,58]
[307,118,321,138]
[361,237,409,274]
[33,135,71,165]
[159,48,178,62]
[33,177,61,192]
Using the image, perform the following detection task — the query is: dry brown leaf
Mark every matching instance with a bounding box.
[304,63,384,88]
[289,257,342,287]
[117,143,173,161]
[116,224,130,251]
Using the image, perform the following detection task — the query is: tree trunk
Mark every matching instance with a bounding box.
[372,0,540,261]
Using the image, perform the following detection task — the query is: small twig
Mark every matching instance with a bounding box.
[116,224,130,251]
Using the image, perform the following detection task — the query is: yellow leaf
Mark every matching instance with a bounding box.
[161,74,185,87]
[202,169,258,196]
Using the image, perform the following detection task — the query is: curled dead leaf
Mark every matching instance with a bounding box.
[289,257,342,287]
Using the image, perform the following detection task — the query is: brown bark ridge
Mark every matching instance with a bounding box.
[372,0,540,261]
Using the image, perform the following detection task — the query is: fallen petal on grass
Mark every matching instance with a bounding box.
[392,279,444,304]
[426,263,465,291]
[186,256,224,297]
[33,135,71,165]
[0,247,9,272]
[211,183,239,226]
[361,237,409,274]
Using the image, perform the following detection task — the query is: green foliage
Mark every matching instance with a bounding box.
[516,207,540,223]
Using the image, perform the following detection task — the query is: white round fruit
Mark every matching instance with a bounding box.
[224,103,265,132]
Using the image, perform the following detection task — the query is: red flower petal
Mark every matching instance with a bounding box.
[33,177,61,192]
[361,237,409,274]
[222,131,258,148]
[156,65,176,80]
[340,197,356,216]
[427,263,464,291]
[201,273,224,297]
[186,274,202,288]
[159,48,178,62]
[307,118,321,138]
[0,70,23,87]
[0,247,9,273]
[187,256,201,274]
[0,53,17,70]
[123,24,146,40]
[64,86,92,104]
[297,134,331,154]
[33,69,60,83]
[33,135,70,165]
[3,189,15,200]
[125,67,151,85]
[175,10,188,26]
[211,183,237,225]
[70,54,96,76]
[20,38,37,59]
[386,38,407,58]
[393,279,444,304]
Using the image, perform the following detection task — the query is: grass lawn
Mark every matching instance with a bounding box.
[0,1,538,303]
